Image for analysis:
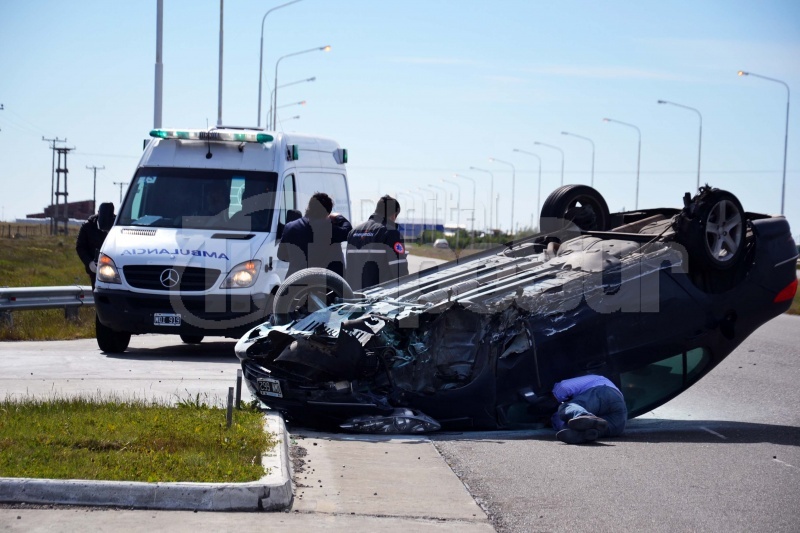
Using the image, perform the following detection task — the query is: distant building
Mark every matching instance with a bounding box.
[26,200,95,222]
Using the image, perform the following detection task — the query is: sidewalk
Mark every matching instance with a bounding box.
[0,413,494,532]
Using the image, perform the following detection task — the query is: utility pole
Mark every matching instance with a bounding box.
[86,165,105,213]
[42,136,67,235]
[113,182,128,205]
[54,146,76,236]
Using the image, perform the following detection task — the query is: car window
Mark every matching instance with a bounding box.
[620,348,710,417]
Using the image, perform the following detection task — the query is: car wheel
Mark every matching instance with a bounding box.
[540,184,610,233]
[272,267,354,326]
[180,334,204,344]
[95,314,131,353]
[679,188,746,271]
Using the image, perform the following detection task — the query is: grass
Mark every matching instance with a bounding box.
[0,395,276,483]
[0,225,96,341]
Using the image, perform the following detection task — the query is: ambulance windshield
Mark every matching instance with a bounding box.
[117,167,279,232]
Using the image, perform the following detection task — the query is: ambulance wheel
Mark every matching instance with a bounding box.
[540,184,610,233]
[95,315,131,353]
[180,334,204,344]
[272,268,354,326]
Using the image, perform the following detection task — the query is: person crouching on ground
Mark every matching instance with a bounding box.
[551,374,628,444]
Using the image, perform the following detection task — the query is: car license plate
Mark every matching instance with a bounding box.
[258,377,283,398]
[154,313,181,326]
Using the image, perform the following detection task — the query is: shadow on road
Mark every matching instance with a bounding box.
[103,340,238,364]
[286,418,800,448]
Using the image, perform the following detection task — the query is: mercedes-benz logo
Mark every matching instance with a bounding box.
[160,268,180,288]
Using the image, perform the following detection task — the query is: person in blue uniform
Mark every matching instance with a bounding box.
[277,192,352,277]
[345,195,409,291]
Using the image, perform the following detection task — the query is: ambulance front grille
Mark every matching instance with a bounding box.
[122,265,222,291]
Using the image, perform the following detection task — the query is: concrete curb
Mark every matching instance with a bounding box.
[0,411,293,511]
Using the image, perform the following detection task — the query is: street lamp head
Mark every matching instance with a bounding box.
[657,100,667,104]
[602,118,610,122]
[738,70,749,76]
[308,77,316,82]
[488,157,494,162]
[321,45,332,52]
[533,141,542,145]
[560,131,568,135]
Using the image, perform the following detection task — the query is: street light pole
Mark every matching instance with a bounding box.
[406,190,427,243]
[273,45,330,129]
[739,70,791,215]
[256,0,303,128]
[420,187,439,240]
[657,100,702,191]
[534,142,565,186]
[452,173,477,240]
[267,76,315,126]
[561,132,595,187]
[442,179,462,250]
[489,157,516,235]
[512,149,542,231]
[469,166,495,232]
[428,184,448,230]
[603,118,642,209]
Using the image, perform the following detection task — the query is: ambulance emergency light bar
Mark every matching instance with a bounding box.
[149,129,274,143]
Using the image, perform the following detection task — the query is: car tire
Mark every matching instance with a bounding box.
[272,267,354,326]
[95,314,131,353]
[539,184,610,233]
[180,334,204,344]
[678,188,746,271]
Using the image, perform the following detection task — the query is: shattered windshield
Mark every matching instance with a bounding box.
[117,167,278,232]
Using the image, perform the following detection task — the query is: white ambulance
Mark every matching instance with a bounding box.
[94,127,350,352]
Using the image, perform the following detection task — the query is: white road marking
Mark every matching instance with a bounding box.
[699,426,728,439]
[773,458,799,471]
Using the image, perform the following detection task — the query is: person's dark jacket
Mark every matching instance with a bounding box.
[277,214,352,277]
[75,203,114,286]
[345,214,409,290]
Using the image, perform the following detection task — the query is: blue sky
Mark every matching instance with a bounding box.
[1,0,799,237]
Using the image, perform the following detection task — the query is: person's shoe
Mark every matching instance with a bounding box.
[556,428,600,444]
[568,415,608,432]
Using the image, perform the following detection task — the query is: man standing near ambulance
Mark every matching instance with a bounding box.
[346,195,409,290]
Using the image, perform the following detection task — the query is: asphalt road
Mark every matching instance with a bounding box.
[2,315,798,532]
[432,313,800,533]
[0,253,797,531]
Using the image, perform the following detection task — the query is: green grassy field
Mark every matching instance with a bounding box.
[0,226,96,341]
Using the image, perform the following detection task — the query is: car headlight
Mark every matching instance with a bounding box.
[96,253,121,284]
[221,260,262,289]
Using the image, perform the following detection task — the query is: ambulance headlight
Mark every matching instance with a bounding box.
[96,253,121,284]
[221,260,261,288]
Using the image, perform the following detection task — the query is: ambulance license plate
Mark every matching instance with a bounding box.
[258,377,283,398]
[154,313,181,326]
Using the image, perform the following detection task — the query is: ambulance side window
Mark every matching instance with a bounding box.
[277,174,296,239]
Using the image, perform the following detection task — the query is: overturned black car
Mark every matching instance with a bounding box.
[235,185,798,433]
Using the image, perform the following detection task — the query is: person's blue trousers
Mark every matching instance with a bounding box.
[557,385,627,437]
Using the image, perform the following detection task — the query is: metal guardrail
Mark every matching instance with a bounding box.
[0,286,94,326]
